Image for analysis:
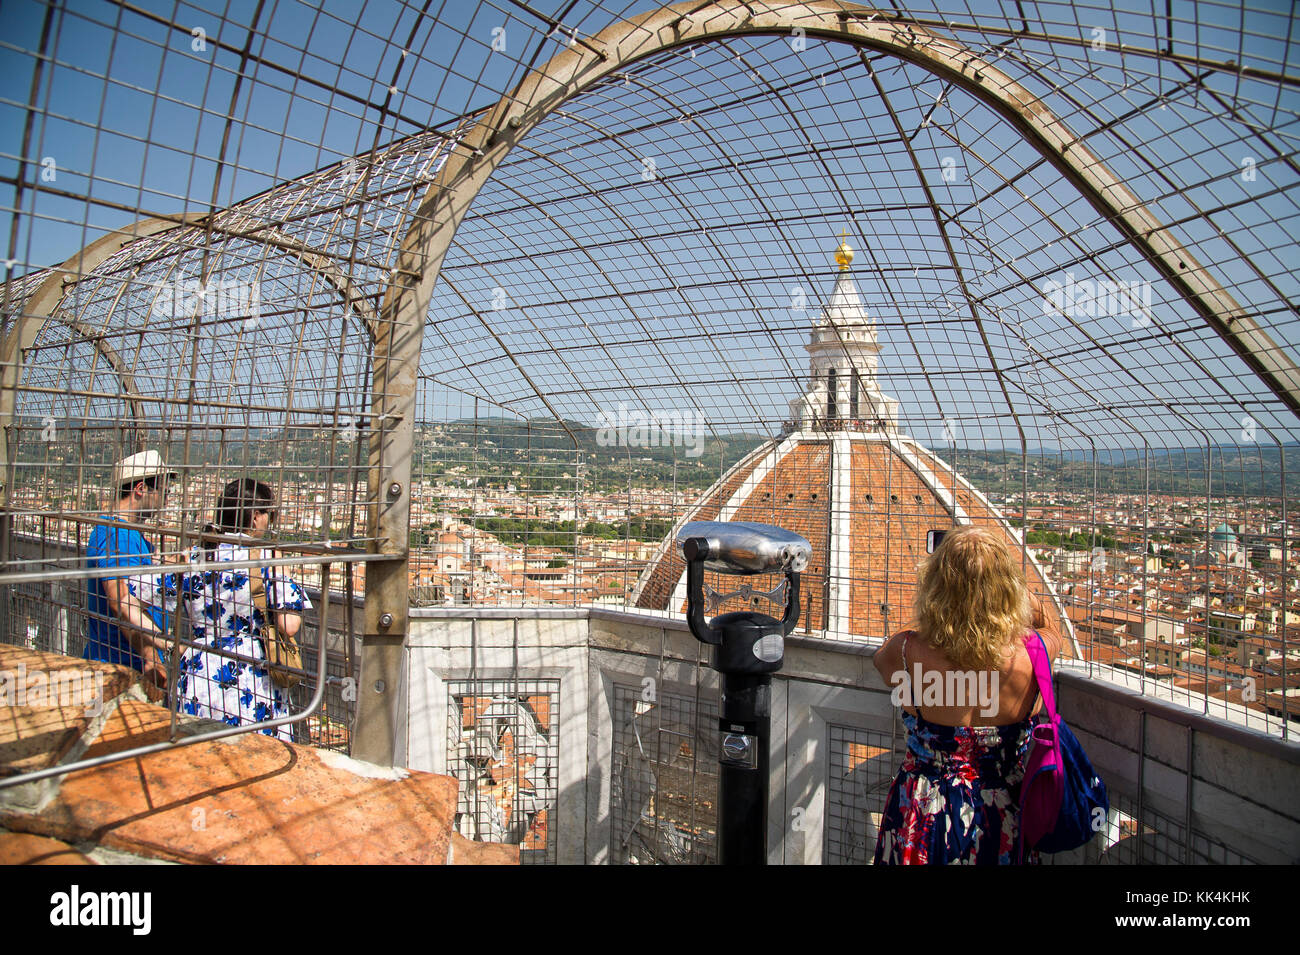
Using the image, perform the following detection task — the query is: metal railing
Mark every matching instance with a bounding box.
[403,605,1300,864]
[0,529,361,791]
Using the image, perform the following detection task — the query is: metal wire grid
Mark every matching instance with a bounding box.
[610,680,718,864]
[446,677,559,864]
[2,13,1289,475]
[594,431,1295,732]
[409,378,759,609]
[0,1,1294,757]
[430,33,1295,450]
[1,525,359,748]
[824,722,900,864]
[407,388,588,607]
[412,15,1294,733]
[3,121,466,569]
[1037,786,1259,865]
[829,718,1264,865]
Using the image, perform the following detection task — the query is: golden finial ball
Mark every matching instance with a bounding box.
[835,240,854,270]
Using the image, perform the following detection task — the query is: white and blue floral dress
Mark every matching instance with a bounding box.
[177,541,312,740]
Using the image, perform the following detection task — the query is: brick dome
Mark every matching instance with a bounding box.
[631,247,1075,654]
[632,431,1070,650]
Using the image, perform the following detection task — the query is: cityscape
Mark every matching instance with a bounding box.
[0,0,1295,878]
[11,439,1297,734]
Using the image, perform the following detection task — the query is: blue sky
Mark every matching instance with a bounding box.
[2,0,1294,271]
[0,0,1295,449]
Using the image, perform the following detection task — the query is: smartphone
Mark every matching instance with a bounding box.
[926,529,947,554]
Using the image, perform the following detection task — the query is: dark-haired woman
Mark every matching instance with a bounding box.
[176,479,311,738]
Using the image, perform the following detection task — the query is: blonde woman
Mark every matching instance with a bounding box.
[871,525,1063,865]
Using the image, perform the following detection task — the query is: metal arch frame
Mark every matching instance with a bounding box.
[0,214,203,500]
[0,210,393,501]
[404,0,1300,412]
[349,0,1300,765]
[18,270,150,426]
[0,133,444,759]
[259,225,380,345]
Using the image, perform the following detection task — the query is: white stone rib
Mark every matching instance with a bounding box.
[664,432,797,613]
[885,433,969,523]
[827,432,853,638]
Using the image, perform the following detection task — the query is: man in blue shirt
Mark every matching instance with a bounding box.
[84,450,177,691]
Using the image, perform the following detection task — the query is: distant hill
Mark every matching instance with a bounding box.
[20,412,1296,497]
[417,417,769,491]
[928,443,1299,498]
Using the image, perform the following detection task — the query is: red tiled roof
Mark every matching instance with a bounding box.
[631,433,1067,650]
[0,646,515,865]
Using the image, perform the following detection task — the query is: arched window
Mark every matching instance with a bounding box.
[827,368,837,421]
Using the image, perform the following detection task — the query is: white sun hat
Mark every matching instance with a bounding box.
[111,450,178,489]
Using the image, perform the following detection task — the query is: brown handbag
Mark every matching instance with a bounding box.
[248,551,304,689]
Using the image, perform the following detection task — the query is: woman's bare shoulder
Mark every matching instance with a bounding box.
[873,629,916,679]
[1038,626,1065,662]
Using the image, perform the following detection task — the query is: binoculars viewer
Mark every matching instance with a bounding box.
[677,521,812,865]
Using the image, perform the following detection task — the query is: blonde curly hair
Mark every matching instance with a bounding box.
[913,525,1032,670]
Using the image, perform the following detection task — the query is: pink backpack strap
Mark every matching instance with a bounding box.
[1019,630,1058,863]
[1022,630,1057,723]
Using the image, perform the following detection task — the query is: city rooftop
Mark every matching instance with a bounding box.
[0,0,1297,865]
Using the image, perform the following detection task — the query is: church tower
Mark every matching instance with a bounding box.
[788,239,899,432]
[632,239,1075,656]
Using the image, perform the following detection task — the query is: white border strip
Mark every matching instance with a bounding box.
[666,432,800,611]
[717,432,802,522]
[627,436,778,607]
[827,432,853,636]
[885,433,968,522]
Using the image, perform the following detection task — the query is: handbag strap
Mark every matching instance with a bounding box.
[1019,630,1057,865]
[246,549,272,622]
[1023,630,1057,724]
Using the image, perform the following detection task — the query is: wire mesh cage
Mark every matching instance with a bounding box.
[610,680,719,864]
[447,678,559,864]
[0,0,1296,863]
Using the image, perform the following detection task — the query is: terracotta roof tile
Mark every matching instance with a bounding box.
[632,435,1066,650]
[0,646,507,865]
[0,831,95,865]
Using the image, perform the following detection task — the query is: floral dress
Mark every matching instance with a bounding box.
[873,711,1034,865]
[177,541,311,740]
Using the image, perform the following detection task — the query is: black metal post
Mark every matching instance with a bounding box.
[718,672,770,865]
[683,533,802,865]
